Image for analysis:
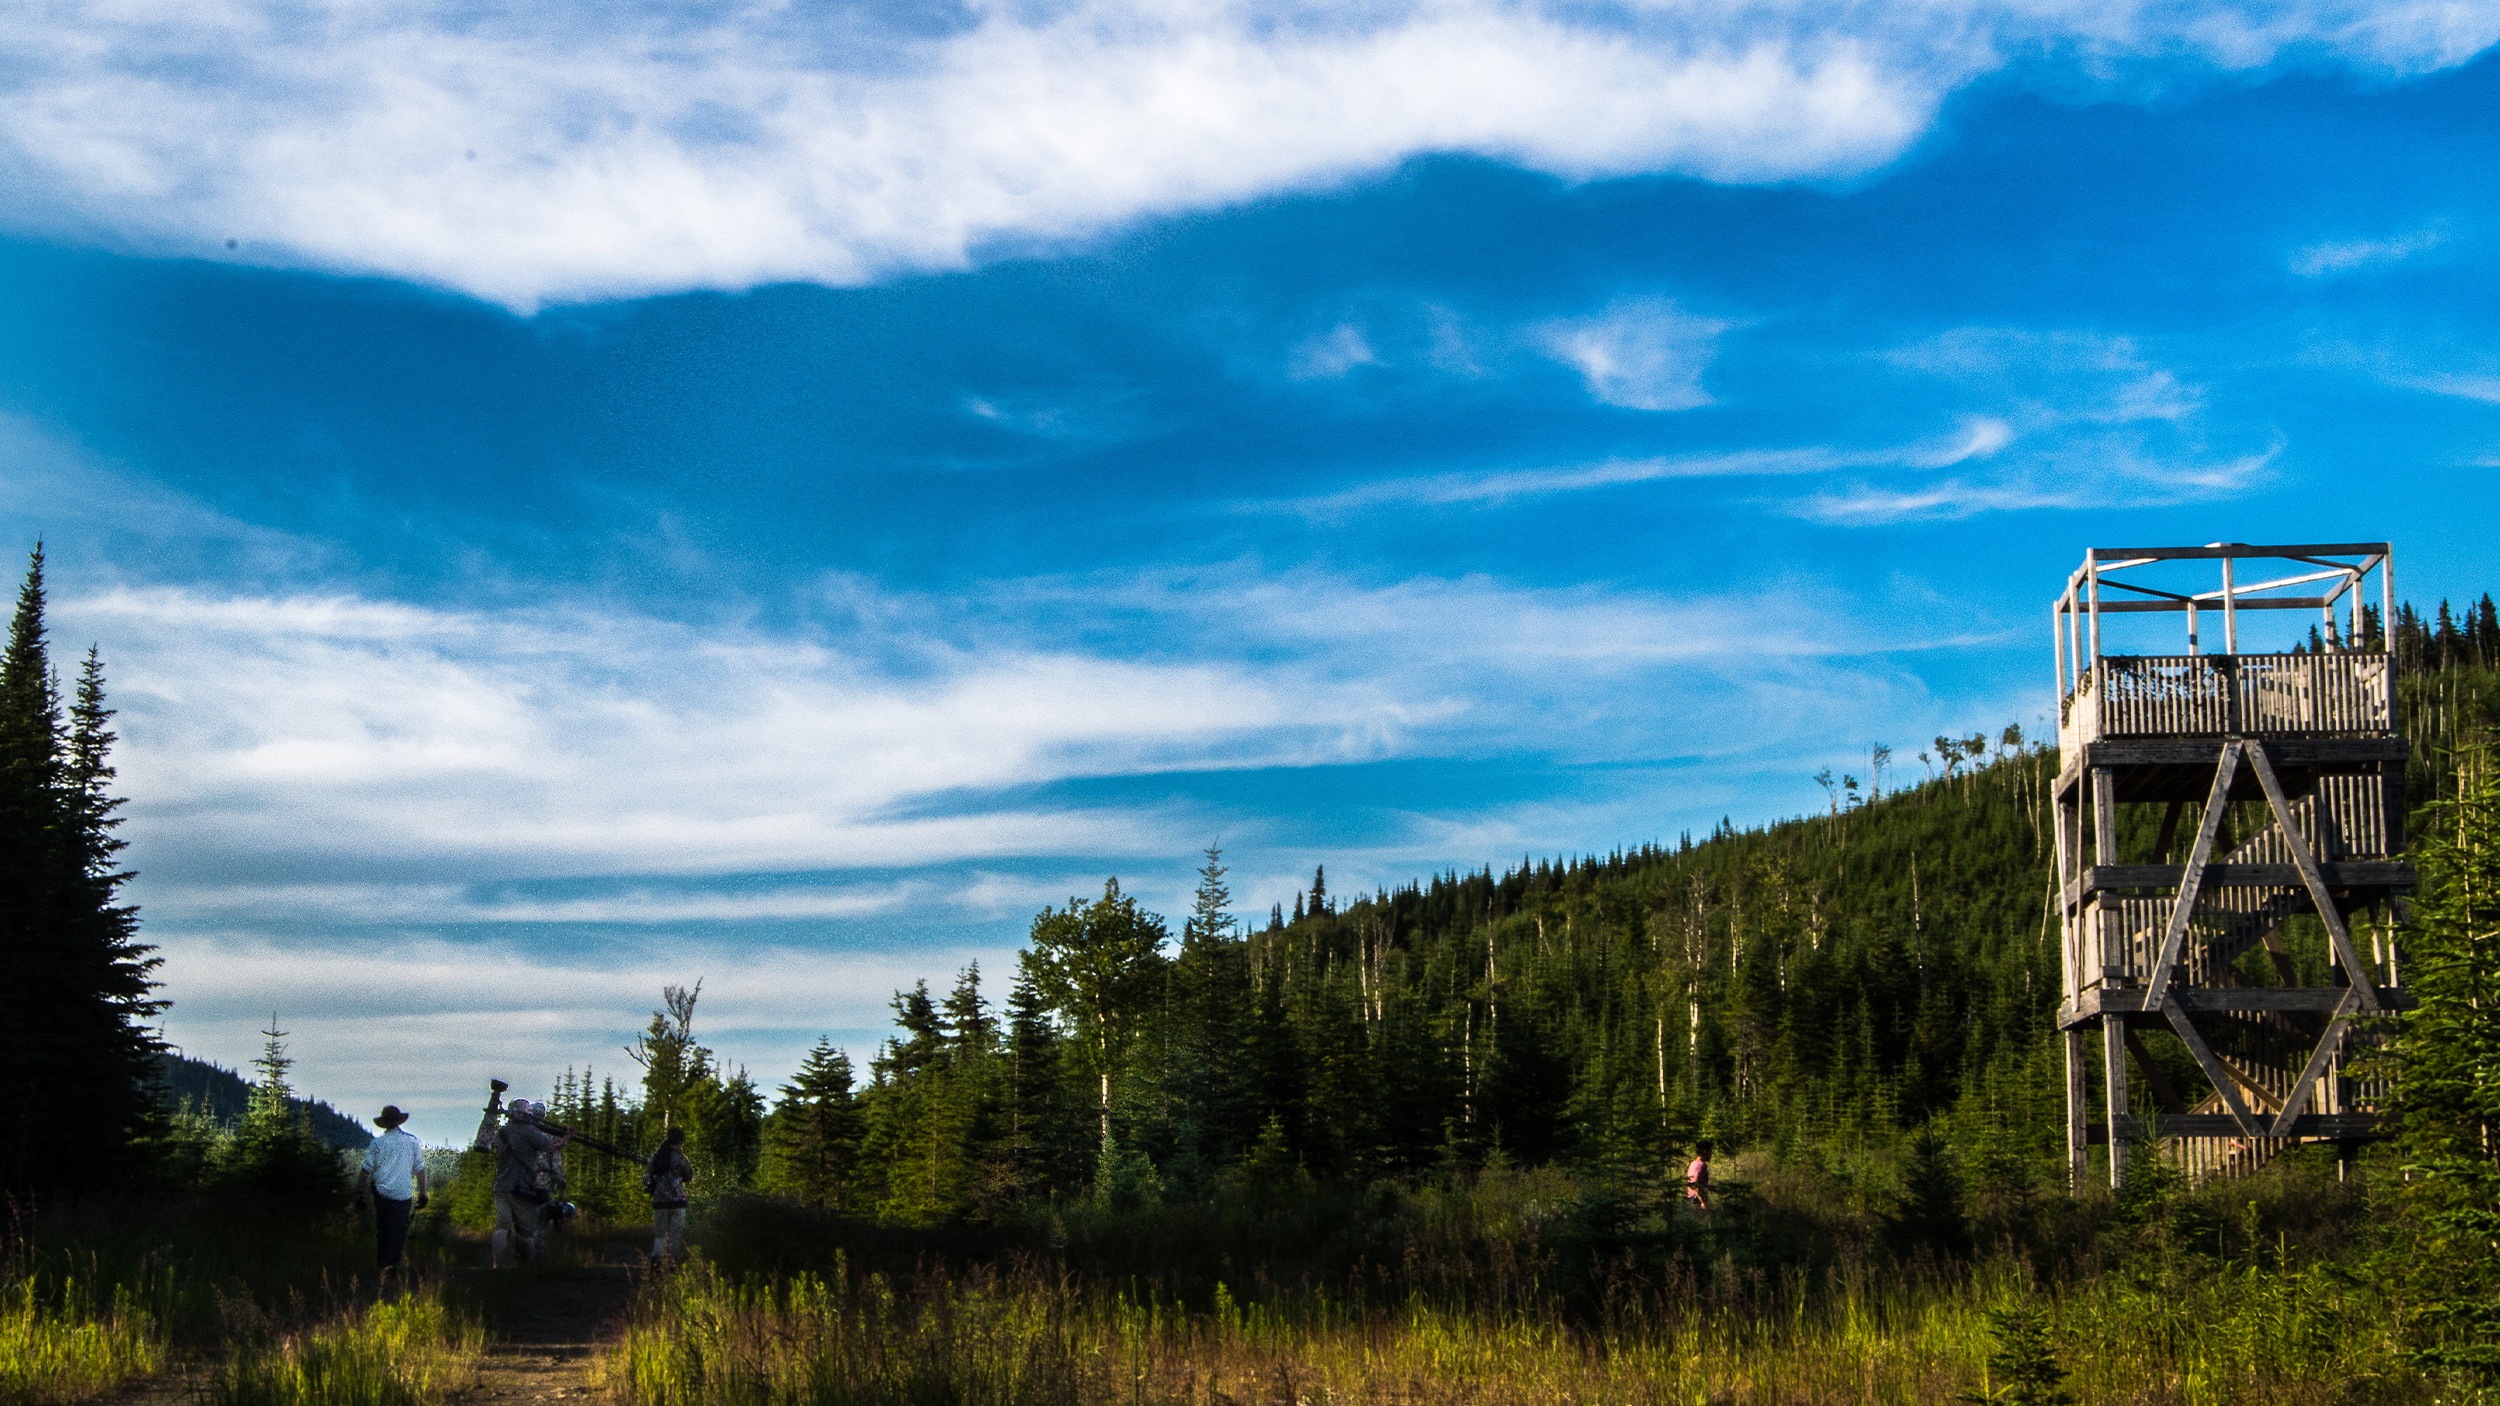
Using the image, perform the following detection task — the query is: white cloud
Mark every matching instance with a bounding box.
[1290,323,1379,379]
[1244,417,2008,515]
[54,558,1971,908]
[153,932,1021,1135]
[67,584,1343,879]
[1538,299,1729,410]
[1788,327,2274,524]
[2404,373,2500,403]
[1885,328,2202,423]
[2,0,2487,308]
[2289,225,2449,277]
[1788,446,2277,525]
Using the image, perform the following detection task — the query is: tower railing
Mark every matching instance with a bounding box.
[2060,651,2391,753]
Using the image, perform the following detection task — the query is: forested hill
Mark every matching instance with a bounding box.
[691,737,2084,1224]
[568,610,2500,1225]
[1206,735,2069,1179]
[158,1052,372,1150]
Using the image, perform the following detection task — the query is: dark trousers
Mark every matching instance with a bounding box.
[374,1194,415,1271]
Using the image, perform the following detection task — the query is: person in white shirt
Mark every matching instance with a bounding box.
[359,1105,429,1277]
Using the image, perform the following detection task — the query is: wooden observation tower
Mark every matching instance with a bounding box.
[2054,542,2410,1188]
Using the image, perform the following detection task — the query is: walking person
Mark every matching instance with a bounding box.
[359,1105,428,1280]
[1683,1140,1714,1216]
[646,1127,693,1267]
[487,1099,567,1268]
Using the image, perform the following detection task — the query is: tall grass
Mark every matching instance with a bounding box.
[614,1147,2434,1406]
[209,1284,484,1406]
[0,1272,166,1404]
[2,1190,482,1404]
[607,1247,2426,1406]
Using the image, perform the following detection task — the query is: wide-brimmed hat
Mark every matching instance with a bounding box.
[376,1105,410,1128]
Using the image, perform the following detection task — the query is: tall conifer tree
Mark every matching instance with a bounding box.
[764,1039,864,1209]
[2391,743,2500,1383]
[0,547,162,1196]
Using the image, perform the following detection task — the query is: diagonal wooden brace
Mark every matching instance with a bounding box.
[2144,741,2242,1008]
[2270,991,2358,1139]
[2242,743,2383,1014]
[2164,1003,2262,1138]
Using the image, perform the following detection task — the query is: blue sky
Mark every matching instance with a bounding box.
[5,0,2499,1136]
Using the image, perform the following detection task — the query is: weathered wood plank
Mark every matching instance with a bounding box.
[2059,987,2408,1025]
[2270,1000,2356,1139]
[2067,860,2415,905]
[2083,738,2406,766]
[2144,742,2241,1008]
[2091,1113,2385,1143]
[2164,1003,2261,1136]
[2246,743,2384,1014]
[2095,597,2336,613]
[2094,543,2389,562]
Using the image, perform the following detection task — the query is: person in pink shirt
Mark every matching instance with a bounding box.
[1683,1140,1713,1214]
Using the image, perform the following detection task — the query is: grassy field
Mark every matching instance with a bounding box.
[604,1231,2422,1405]
[601,1144,2443,1406]
[2,1145,2470,1405]
[0,1193,483,1405]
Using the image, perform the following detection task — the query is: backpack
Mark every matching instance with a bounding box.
[497,1126,555,1205]
[645,1152,688,1204]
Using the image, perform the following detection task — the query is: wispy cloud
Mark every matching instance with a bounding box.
[62,558,1979,909]
[143,870,1100,927]
[1,1,2486,307]
[2402,374,2500,403]
[1245,417,2010,516]
[70,585,1323,880]
[1537,299,1729,411]
[1787,446,2278,525]
[1791,328,2275,524]
[1289,324,1380,379]
[2289,225,2449,277]
[154,932,1023,1135]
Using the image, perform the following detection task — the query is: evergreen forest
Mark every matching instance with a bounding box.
[10,545,2500,1405]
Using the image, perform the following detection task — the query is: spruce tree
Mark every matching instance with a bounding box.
[1184,843,1232,945]
[2390,743,2500,1384]
[1166,848,1258,1174]
[764,1039,864,1209]
[214,1016,343,1207]
[0,547,163,1197]
[998,961,1085,1200]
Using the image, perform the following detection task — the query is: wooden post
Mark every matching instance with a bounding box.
[2054,600,2066,702]
[2066,1027,2089,1190]
[2103,1016,2130,1186]
[2223,554,2238,655]
[2381,552,2394,652]
[2092,768,2117,871]
[2088,554,2103,669]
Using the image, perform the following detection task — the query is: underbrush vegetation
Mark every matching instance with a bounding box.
[0,1190,473,1401]
[0,1271,165,1405]
[604,1143,2437,1406]
[209,1288,483,1406]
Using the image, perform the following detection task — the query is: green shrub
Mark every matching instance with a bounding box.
[209,1287,481,1406]
[0,1276,163,1405]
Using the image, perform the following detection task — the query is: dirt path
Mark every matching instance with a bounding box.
[457,1232,645,1402]
[88,1230,648,1406]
